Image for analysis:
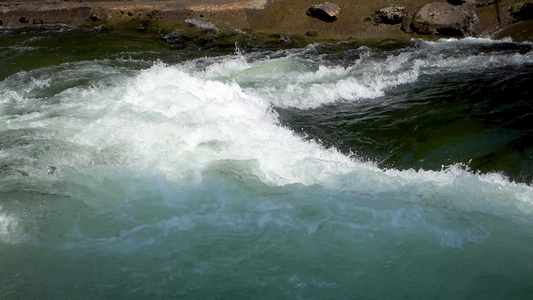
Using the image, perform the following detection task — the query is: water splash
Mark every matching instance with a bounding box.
[1,37,533,299]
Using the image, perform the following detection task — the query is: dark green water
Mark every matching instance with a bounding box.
[1,25,533,298]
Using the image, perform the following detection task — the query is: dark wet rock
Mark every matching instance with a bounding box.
[510,2,533,20]
[47,166,56,176]
[306,2,340,23]
[0,20,3,26]
[19,16,29,23]
[375,6,406,25]
[411,2,477,36]
[448,0,497,6]
[401,12,415,33]
[88,15,101,22]
[447,0,466,5]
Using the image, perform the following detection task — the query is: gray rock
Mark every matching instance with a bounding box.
[411,2,477,36]
[375,6,406,24]
[306,2,341,23]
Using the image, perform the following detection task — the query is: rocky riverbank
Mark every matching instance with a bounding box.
[0,0,532,42]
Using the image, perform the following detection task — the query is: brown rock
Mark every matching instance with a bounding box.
[375,6,406,24]
[306,2,340,23]
[411,2,477,36]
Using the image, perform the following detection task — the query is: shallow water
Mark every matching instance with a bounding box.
[1,26,533,298]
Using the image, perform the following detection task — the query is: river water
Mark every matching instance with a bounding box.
[1,25,533,298]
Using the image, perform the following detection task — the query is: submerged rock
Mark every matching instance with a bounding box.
[306,2,340,23]
[411,2,477,36]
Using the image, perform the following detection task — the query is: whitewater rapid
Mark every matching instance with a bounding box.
[1,36,533,298]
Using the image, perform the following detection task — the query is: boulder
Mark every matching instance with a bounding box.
[411,2,477,36]
[510,2,533,20]
[306,2,341,23]
[375,7,406,24]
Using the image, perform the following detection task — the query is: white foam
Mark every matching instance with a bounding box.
[414,36,529,46]
[63,59,532,213]
[197,54,420,109]
[3,38,533,299]
[185,19,217,31]
[0,212,22,244]
[1,43,532,217]
[181,39,533,109]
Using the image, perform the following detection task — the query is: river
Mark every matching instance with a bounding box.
[1,25,533,298]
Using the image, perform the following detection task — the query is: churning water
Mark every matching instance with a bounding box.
[1,26,533,298]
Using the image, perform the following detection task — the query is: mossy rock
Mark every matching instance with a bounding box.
[510,2,533,20]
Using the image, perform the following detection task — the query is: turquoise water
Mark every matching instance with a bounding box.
[1,25,533,298]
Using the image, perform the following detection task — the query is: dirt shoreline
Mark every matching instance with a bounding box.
[0,0,531,42]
